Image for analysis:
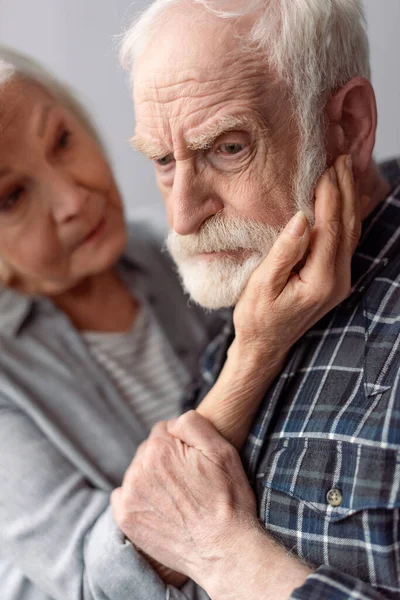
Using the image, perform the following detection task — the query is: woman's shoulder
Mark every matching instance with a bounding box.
[124,218,164,255]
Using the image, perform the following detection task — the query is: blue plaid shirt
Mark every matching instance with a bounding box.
[187,159,400,600]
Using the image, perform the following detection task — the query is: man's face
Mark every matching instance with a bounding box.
[133,12,313,308]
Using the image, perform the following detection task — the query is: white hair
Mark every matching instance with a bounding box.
[120,0,370,217]
[120,0,370,112]
[0,46,104,148]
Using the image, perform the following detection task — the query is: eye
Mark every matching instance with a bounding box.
[155,154,175,168]
[207,132,251,171]
[0,187,24,213]
[217,142,245,156]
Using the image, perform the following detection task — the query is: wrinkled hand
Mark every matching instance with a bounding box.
[233,155,363,360]
[111,411,259,589]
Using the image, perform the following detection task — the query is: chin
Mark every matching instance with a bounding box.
[177,253,265,310]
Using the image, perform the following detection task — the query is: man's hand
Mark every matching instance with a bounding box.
[111,412,311,599]
[111,411,258,585]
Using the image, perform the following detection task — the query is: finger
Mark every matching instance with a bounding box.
[120,443,146,486]
[132,439,148,462]
[110,487,123,517]
[167,410,231,455]
[147,420,169,440]
[335,155,362,265]
[248,211,311,300]
[300,166,341,280]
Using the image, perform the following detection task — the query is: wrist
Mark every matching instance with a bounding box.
[227,337,286,380]
[197,339,287,450]
[201,523,268,599]
[199,520,261,598]
[202,525,311,600]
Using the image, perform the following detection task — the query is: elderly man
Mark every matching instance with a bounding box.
[113,1,400,599]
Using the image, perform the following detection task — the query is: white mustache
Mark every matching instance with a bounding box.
[167,213,281,259]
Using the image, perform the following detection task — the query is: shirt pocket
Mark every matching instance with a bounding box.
[258,437,400,587]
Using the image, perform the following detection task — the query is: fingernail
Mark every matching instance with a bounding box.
[329,167,337,185]
[346,155,352,171]
[288,211,307,238]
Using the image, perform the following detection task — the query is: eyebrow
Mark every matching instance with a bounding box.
[129,135,170,161]
[37,104,56,138]
[132,114,263,160]
[0,105,57,181]
[186,115,258,151]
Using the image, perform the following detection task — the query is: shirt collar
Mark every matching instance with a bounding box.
[0,285,34,337]
[346,181,400,306]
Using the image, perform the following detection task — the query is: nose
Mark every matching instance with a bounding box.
[49,173,89,224]
[169,162,223,235]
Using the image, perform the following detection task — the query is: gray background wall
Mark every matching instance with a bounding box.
[0,0,399,229]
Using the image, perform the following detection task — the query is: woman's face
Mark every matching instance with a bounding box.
[0,79,126,295]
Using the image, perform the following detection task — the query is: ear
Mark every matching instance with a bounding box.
[325,77,377,177]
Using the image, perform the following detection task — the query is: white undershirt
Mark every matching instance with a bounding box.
[82,300,190,433]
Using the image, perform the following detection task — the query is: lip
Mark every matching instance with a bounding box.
[80,216,106,246]
[195,249,250,262]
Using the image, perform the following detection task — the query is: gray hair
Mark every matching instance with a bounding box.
[0,46,104,148]
[120,0,371,214]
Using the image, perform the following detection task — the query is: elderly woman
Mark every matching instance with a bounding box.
[0,47,358,600]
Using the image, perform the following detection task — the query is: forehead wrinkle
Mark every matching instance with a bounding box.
[135,61,268,105]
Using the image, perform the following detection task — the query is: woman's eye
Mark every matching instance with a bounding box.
[217,143,245,155]
[0,187,24,213]
[155,154,175,168]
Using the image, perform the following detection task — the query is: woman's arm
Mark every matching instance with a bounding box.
[0,398,193,600]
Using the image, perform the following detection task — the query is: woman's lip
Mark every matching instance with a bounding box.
[81,217,106,245]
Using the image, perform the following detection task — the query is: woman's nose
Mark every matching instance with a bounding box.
[49,176,89,224]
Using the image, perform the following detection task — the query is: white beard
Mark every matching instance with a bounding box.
[167,215,280,309]
[174,252,269,309]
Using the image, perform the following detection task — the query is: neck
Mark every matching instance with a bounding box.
[53,268,139,332]
[359,161,391,220]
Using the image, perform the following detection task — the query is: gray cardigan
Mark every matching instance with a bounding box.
[0,223,218,600]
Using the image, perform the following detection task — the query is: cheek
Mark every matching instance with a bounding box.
[0,224,64,277]
[217,163,291,226]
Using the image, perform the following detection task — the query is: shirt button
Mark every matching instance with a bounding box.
[326,488,343,507]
